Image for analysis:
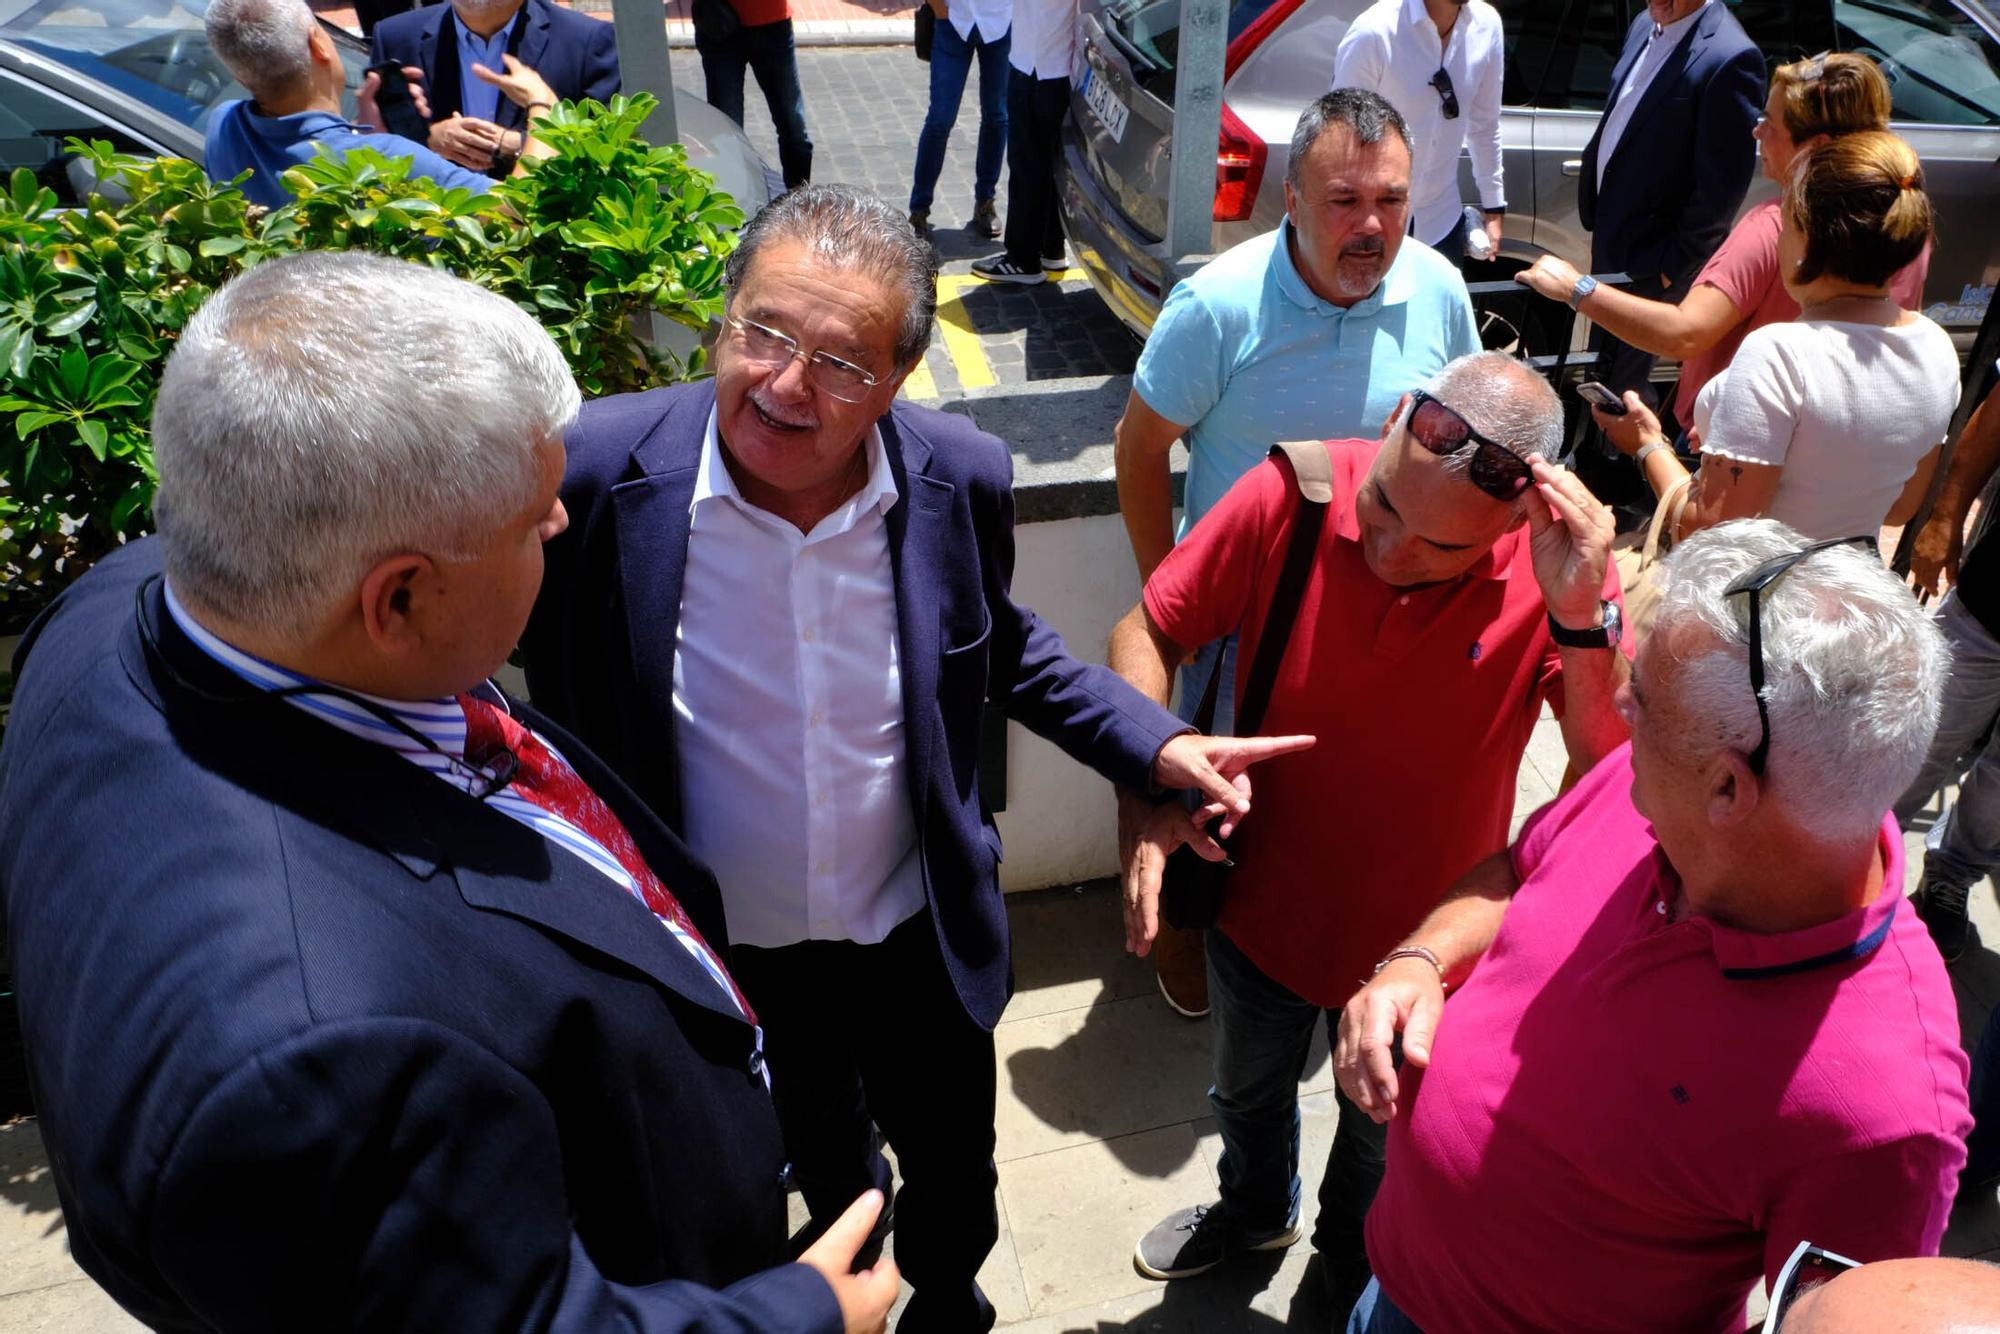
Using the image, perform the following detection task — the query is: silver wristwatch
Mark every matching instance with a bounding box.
[1567,274,1598,309]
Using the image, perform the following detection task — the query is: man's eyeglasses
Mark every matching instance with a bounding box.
[725,315,881,403]
[1722,538,1849,775]
[1430,66,1459,120]
[1406,389,1531,501]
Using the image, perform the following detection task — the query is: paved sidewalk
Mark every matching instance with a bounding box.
[8,712,2000,1330]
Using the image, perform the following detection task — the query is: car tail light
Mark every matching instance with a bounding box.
[1213,103,1265,223]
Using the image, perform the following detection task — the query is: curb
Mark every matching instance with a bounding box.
[662,18,915,46]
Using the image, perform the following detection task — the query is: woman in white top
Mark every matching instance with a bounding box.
[1599,129,1958,545]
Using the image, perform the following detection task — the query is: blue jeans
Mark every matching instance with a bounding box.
[1344,1278,1424,1334]
[909,19,1009,213]
[1206,929,1388,1271]
[1896,590,2000,893]
[697,18,813,189]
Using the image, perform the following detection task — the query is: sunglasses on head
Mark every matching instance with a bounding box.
[1406,390,1532,501]
[1430,66,1460,119]
[1721,538,1850,776]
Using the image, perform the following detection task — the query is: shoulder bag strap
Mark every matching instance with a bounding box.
[1235,441,1332,737]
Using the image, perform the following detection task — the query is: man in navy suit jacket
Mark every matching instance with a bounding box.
[1578,0,1762,400]
[371,0,619,176]
[523,185,1306,1332]
[0,252,898,1332]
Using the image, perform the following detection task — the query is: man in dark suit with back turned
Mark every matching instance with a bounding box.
[371,0,619,177]
[1576,0,1761,442]
[0,251,898,1333]
[522,184,1309,1333]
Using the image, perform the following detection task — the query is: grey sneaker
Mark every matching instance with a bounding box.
[1916,871,1972,963]
[1133,1202,1300,1280]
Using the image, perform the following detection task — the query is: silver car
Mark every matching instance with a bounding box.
[1060,0,2000,350]
[0,0,774,214]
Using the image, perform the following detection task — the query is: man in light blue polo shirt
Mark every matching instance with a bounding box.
[1111,88,1476,1017]
[204,0,498,210]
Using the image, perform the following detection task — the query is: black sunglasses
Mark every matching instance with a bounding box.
[1721,538,1849,775]
[1406,389,1531,501]
[1430,66,1459,119]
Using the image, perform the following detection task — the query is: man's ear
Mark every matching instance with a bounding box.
[307,22,338,68]
[358,553,434,651]
[1705,751,1762,830]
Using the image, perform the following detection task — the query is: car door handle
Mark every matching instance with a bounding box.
[1561,159,1582,177]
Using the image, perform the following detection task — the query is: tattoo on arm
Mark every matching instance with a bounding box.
[1729,465,1743,486]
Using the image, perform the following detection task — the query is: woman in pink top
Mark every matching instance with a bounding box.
[1516,52,1928,425]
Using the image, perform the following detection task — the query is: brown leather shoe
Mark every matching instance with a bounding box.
[971,199,1001,239]
[1153,924,1209,1018]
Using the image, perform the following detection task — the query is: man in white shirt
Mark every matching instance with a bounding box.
[910,0,1013,239]
[971,0,1075,284]
[1331,0,1505,269]
[524,185,1308,1334]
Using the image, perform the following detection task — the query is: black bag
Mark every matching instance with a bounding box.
[1159,441,1332,931]
[692,0,741,45]
[914,3,935,61]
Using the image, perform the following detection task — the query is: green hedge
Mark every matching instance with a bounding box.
[0,92,742,640]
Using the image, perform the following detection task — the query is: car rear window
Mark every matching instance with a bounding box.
[1103,0,1288,103]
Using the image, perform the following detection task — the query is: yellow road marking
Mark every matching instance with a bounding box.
[932,280,997,389]
[902,352,939,400]
[925,267,1090,393]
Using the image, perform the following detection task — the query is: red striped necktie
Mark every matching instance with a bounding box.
[457,693,757,1023]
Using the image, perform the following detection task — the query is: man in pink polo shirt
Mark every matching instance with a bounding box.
[1109,351,1630,1312]
[1337,519,1972,1334]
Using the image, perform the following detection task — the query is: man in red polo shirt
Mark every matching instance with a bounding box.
[1109,351,1628,1310]
[1337,520,1971,1334]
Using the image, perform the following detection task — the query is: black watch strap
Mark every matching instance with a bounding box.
[1547,600,1620,649]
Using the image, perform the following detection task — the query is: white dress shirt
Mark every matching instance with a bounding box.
[1595,0,1713,192]
[1009,0,1076,79]
[1333,0,1505,249]
[949,0,1012,45]
[673,410,926,949]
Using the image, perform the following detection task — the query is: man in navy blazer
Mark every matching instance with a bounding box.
[1577,0,1762,400]
[0,252,898,1332]
[523,185,1305,1332]
[371,0,619,176]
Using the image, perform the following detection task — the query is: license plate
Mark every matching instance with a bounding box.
[1081,68,1130,144]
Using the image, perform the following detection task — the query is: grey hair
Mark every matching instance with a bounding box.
[152,251,581,643]
[1650,518,1946,842]
[724,185,938,369]
[206,0,318,103]
[1389,351,1561,514]
[1287,88,1412,190]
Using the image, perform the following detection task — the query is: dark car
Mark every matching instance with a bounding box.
[0,0,774,211]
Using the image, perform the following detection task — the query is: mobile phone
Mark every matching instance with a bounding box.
[1577,380,1627,416]
[364,61,432,144]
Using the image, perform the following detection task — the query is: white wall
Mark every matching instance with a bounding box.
[993,512,1151,891]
